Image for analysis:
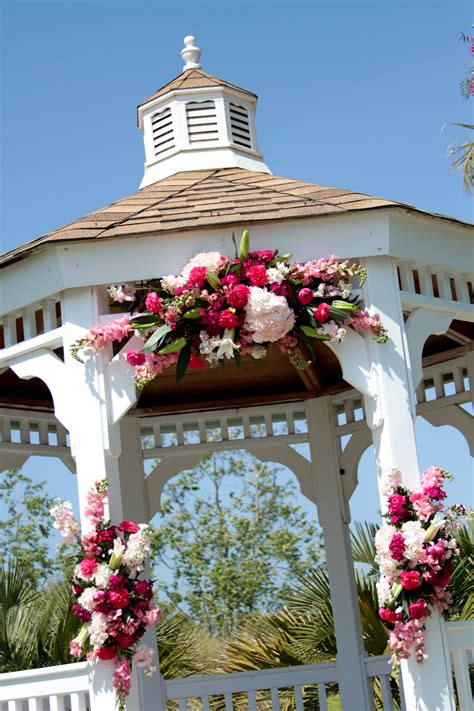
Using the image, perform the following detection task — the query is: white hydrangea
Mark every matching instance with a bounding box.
[400,520,426,566]
[244,287,295,343]
[181,251,227,279]
[266,262,289,284]
[161,274,186,295]
[376,575,393,607]
[374,524,400,577]
[122,524,151,578]
[78,586,98,612]
[94,563,112,589]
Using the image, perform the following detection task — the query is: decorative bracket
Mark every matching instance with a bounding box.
[405,309,453,389]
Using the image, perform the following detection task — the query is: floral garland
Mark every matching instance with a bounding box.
[50,482,160,710]
[71,231,388,387]
[375,466,469,666]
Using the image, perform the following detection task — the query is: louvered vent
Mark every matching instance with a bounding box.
[186,100,219,143]
[229,103,252,148]
[151,108,175,156]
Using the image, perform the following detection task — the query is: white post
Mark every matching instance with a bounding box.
[361,257,456,710]
[306,397,375,711]
[61,287,164,710]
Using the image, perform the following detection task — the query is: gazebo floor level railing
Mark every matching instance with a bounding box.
[1,620,472,710]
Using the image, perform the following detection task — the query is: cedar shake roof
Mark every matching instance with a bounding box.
[0,168,467,268]
[138,68,256,108]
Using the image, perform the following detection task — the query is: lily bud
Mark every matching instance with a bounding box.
[206,272,222,290]
[158,338,188,355]
[238,230,250,261]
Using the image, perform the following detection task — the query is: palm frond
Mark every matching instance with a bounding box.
[351,522,379,567]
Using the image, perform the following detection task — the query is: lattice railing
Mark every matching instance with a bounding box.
[0,296,62,349]
[0,408,72,468]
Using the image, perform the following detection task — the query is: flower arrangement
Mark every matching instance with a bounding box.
[375,466,469,666]
[70,231,388,387]
[50,482,160,710]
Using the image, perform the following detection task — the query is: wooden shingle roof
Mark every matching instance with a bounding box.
[1,167,460,268]
[138,68,256,108]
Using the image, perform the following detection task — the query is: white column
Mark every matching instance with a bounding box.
[361,257,455,710]
[61,287,164,710]
[306,397,375,711]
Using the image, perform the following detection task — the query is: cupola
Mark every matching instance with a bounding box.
[137,36,271,188]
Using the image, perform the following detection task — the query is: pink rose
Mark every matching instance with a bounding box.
[408,600,427,620]
[298,288,314,305]
[80,557,97,577]
[314,302,331,323]
[145,292,163,314]
[400,571,421,590]
[187,266,207,287]
[97,645,117,660]
[227,284,250,308]
[247,264,268,286]
[117,633,135,649]
[126,349,146,367]
[219,309,239,329]
[118,520,140,534]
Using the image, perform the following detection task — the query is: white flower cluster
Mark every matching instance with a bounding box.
[122,524,152,577]
[89,611,109,648]
[374,524,399,577]
[380,467,402,497]
[199,330,240,363]
[50,500,80,545]
[243,287,295,343]
[400,520,425,566]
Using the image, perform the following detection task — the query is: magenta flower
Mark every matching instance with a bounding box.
[400,570,422,590]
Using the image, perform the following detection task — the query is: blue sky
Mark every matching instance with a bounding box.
[1,2,472,562]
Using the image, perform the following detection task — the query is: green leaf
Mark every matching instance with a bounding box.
[300,325,330,340]
[176,342,191,383]
[129,315,162,329]
[141,324,172,354]
[331,300,358,311]
[158,337,188,355]
[183,308,202,319]
[231,231,238,258]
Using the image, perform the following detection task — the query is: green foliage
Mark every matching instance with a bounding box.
[151,450,322,638]
[0,469,61,584]
[156,604,217,679]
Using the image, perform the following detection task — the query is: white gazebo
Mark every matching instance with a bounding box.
[1,37,472,711]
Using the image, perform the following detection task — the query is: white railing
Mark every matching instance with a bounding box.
[447,620,474,711]
[365,655,405,711]
[0,662,90,711]
[0,297,62,349]
[164,662,338,710]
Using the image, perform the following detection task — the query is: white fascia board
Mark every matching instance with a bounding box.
[138,87,257,129]
[388,210,473,273]
[0,210,390,314]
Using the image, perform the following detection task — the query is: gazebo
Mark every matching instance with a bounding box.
[1,36,472,711]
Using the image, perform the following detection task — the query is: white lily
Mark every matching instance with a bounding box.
[216,330,240,360]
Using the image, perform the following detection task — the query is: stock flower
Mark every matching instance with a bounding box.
[389,533,406,562]
[108,283,135,303]
[145,292,163,314]
[50,500,80,544]
[118,520,140,534]
[388,493,408,522]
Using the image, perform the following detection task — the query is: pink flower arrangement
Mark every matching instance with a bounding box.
[70,231,388,387]
[375,466,469,666]
[50,481,159,710]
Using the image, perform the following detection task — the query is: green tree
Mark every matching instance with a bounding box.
[151,450,322,637]
[447,31,473,192]
[0,469,59,584]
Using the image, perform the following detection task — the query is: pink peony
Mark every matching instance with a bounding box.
[247,264,268,286]
[126,349,146,367]
[314,302,331,324]
[409,600,427,620]
[298,288,314,305]
[401,570,421,590]
[227,284,250,308]
[145,292,163,314]
[108,589,130,609]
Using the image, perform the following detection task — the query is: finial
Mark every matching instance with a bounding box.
[181,35,202,71]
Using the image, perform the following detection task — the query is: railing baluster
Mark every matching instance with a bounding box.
[70,692,87,711]
[379,674,394,710]
[270,687,281,710]
[201,695,211,711]
[42,300,58,331]
[22,307,37,341]
[398,263,415,293]
[27,699,41,711]
[317,684,328,711]
[398,671,407,711]
[294,686,304,711]
[247,689,258,711]
[454,275,470,303]
[7,701,21,711]
[49,695,66,711]
[224,692,233,711]
[452,649,473,711]
[435,271,451,299]
[3,315,16,347]
[416,265,433,297]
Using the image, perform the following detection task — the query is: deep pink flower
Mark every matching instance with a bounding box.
[108,589,130,609]
[247,264,268,286]
[388,493,408,522]
[118,520,140,534]
[409,600,427,620]
[227,284,250,308]
[97,527,117,546]
[298,288,314,305]
[249,250,275,262]
[219,309,239,329]
[221,274,240,286]
[187,266,207,287]
[72,603,92,622]
[145,292,163,314]
[314,302,331,323]
[189,353,205,369]
[97,645,117,660]
[389,533,406,561]
[379,608,402,624]
[126,349,146,367]
[401,571,422,590]
[80,557,97,577]
[116,633,135,649]
[135,580,153,599]
[427,541,445,560]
